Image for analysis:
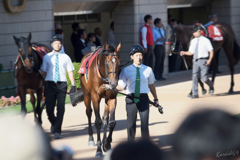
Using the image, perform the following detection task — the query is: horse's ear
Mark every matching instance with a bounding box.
[116,43,121,54]
[105,43,109,50]
[28,33,32,42]
[13,35,19,45]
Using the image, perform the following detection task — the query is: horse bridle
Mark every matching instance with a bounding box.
[97,53,120,83]
[165,27,177,53]
[17,48,34,68]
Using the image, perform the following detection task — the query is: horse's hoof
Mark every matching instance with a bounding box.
[187,94,192,98]
[88,141,95,146]
[95,151,103,157]
[202,89,207,95]
[228,89,234,94]
[103,142,111,152]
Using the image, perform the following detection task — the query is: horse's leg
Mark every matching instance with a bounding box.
[85,93,95,146]
[210,49,219,83]
[103,98,116,152]
[91,93,102,157]
[18,85,27,117]
[222,44,235,93]
[35,88,43,125]
[102,98,110,152]
[29,90,37,122]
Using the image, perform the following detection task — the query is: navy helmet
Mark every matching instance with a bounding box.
[192,23,201,33]
[129,44,144,56]
[51,34,64,44]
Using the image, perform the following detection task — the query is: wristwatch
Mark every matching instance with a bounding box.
[72,84,76,87]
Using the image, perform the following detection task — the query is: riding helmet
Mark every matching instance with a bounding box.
[129,44,145,56]
[51,34,64,44]
[192,23,201,33]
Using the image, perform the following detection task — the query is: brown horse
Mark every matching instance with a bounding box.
[165,22,240,95]
[13,33,51,124]
[80,44,121,157]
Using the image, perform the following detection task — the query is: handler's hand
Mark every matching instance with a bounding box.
[69,85,76,94]
[144,48,148,53]
[153,99,159,107]
[206,60,211,66]
[180,51,184,56]
[102,84,110,90]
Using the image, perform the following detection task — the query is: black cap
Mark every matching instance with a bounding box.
[129,44,144,56]
[192,23,201,33]
[51,34,64,44]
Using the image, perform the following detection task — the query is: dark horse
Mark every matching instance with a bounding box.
[13,33,51,124]
[80,44,121,157]
[165,22,240,95]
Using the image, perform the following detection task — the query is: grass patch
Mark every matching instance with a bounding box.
[0,95,71,114]
[0,93,123,114]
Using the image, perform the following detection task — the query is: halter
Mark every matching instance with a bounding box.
[97,52,120,83]
[165,26,177,54]
[17,49,34,68]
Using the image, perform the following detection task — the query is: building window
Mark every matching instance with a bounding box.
[54,13,101,24]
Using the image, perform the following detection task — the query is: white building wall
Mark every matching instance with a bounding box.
[0,0,54,70]
[114,0,168,77]
[230,0,240,45]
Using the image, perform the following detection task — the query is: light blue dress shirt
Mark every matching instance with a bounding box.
[118,64,155,94]
[40,51,74,82]
[153,27,165,45]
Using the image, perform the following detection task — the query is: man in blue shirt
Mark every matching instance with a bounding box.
[205,13,218,27]
[153,18,165,81]
[104,45,159,141]
[39,35,76,139]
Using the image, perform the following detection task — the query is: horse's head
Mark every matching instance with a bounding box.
[104,43,121,89]
[165,25,176,56]
[13,33,34,73]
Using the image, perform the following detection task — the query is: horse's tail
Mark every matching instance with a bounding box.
[233,39,240,65]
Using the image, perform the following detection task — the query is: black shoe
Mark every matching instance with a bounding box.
[54,132,61,139]
[209,87,214,95]
[191,95,199,99]
[202,89,207,95]
[50,125,55,134]
[157,77,166,81]
[187,93,192,98]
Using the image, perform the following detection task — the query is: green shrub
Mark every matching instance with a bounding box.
[67,62,81,89]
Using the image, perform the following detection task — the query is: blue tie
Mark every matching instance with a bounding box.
[54,53,59,83]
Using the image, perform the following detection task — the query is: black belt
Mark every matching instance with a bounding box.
[128,93,148,97]
[196,57,208,61]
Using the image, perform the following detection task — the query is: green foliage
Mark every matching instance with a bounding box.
[67,62,81,89]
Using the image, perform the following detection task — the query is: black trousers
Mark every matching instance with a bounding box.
[143,45,153,69]
[125,94,150,141]
[45,81,67,134]
[154,45,165,78]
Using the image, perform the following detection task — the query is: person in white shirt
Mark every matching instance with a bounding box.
[104,45,159,141]
[180,24,214,98]
[107,21,114,46]
[152,18,165,81]
[39,34,76,139]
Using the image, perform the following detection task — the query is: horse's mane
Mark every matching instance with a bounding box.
[103,45,116,54]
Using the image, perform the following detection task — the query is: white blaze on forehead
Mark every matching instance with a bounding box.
[112,57,116,62]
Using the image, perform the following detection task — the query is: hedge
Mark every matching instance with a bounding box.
[67,62,81,89]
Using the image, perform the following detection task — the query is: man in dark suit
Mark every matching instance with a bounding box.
[94,27,102,47]
[71,23,80,61]
[75,29,87,62]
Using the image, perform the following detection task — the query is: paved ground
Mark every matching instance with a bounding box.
[25,64,240,160]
